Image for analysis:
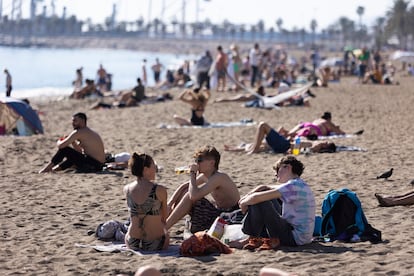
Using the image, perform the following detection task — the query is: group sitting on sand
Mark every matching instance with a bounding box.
[119,145,315,252]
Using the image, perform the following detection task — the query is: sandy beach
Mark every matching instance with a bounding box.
[1,60,414,275]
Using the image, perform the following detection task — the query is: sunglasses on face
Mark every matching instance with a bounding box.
[195,157,210,163]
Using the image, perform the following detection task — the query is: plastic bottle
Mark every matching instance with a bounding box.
[174,166,190,175]
[292,136,301,155]
[207,217,227,239]
[183,216,192,239]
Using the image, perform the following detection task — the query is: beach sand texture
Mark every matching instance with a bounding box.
[1,75,414,275]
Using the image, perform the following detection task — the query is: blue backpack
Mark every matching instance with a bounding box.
[315,188,382,243]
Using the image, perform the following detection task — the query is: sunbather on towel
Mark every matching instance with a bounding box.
[279,111,345,140]
[224,122,337,154]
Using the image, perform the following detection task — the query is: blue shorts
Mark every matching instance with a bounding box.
[266,129,290,153]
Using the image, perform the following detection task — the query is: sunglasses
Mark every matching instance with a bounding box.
[195,157,207,163]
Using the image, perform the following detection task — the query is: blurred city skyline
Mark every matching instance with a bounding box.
[0,0,396,31]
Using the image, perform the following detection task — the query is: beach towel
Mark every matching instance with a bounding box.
[75,242,180,257]
[224,69,312,109]
[158,120,256,129]
[335,146,366,152]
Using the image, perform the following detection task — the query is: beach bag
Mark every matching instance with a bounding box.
[316,188,382,243]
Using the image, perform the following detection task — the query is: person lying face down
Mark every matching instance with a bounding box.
[223,122,337,155]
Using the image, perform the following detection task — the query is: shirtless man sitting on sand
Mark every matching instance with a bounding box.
[166,145,240,233]
[39,112,105,173]
[279,111,345,140]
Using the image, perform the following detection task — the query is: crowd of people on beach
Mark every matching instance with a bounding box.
[37,106,353,255]
[32,42,414,275]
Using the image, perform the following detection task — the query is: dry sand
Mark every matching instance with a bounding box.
[1,73,414,275]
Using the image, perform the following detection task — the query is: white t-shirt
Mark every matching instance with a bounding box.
[277,178,316,245]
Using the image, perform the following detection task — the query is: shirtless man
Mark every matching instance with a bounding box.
[280,112,345,140]
[96,64,108,92]
[39,112,105,173]
[166,145,240,233]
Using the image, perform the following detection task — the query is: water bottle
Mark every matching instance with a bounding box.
[175,166,190,175]
[183,216,192,239]
[292,136,301,155]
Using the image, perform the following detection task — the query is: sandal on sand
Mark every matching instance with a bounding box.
[257,238,280,251]
[243,237,263,251]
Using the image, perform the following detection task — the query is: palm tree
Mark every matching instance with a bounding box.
[385,0,410,49]
[356,6,365,29]
[338,17,355,46]
[373,17,386,50]
[257,19,265,40]
[276,18,283,42]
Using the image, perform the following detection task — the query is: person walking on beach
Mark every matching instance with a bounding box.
[215,45,228,92]
[166,145,240,233]
[236,156,315,251]
[39,112,105,173]
[141,59,148,86]
[196,50,213,90]
[72,67,83,90]
[124,152,169,251]
[151,58,163,85]
[249,43,261,88]
[96,64,108,92]
[4,69,12,97]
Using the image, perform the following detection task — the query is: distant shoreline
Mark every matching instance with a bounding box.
[0,34,276,55]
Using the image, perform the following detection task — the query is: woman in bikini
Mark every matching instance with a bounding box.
[124,153,169,251]
[279,112,345,140]
[173,88,211,126]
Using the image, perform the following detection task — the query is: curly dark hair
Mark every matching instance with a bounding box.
[274,156,305,177]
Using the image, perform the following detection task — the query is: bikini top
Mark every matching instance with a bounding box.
[127,184,161,217]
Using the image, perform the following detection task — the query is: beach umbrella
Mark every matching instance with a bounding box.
[391,50,414,63]
[0,97,44,135]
